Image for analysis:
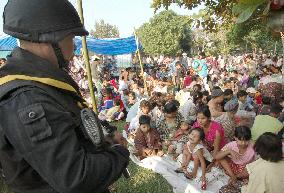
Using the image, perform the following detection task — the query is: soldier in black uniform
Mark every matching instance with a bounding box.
[0,0,129,193]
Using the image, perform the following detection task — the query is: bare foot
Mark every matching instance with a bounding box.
[157,150,164,157]
[184,171,193,179]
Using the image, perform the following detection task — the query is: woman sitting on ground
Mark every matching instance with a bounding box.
[193,106,226,158]
[156,101,184,142]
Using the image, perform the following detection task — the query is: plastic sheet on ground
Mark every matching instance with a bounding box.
[123,132,230,193]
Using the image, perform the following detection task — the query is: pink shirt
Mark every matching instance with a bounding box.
[221,141,255,165]
[193,121,226,151]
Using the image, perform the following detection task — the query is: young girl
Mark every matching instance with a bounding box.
[217,126,255,193]
[134,115,163,160]
[167,121,191,158]
[177,128,213,190]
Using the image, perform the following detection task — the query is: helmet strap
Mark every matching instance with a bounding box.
[51,43,68,70]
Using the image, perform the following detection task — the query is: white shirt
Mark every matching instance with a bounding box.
[186,142,213,162]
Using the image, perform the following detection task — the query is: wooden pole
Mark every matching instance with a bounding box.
[274,41,277,55]
[77,0,98,113]
[133,29,148,95]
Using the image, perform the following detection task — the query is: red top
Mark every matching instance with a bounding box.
[183,75,192,88]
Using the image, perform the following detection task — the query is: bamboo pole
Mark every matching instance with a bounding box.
[133,29,148,95]
[77,0,98,113]
[280,32,284,68]
[274,41,277,55]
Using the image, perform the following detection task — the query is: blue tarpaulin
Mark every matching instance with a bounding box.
[0,35,18,51]
[0,34,139,55]
[74,36,138,55]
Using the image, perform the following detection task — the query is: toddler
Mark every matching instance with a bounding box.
[167,121,190,159]
[176,128,213,190]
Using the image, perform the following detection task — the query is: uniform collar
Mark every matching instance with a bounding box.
[0,47,80,94]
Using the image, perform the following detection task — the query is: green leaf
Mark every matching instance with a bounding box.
[235,5,257,23]
[239,0,266,5]
[232,4,246,15]
[235,1,265,23]
[233,0,267,23]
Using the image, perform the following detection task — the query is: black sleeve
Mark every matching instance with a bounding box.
[1,87,129,193]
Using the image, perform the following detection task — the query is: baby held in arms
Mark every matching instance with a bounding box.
[167,120,191,159]
[175,127,213,190]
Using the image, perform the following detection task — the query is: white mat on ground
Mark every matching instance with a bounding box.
[129,153,229,193]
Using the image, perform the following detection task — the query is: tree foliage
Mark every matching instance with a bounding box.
[151,0,283,55]
[196,28,231,56]
[151,0,280,32]
[90,19,119,39]
[137,10,192,56]
[227,21,281,54]
[151,0,237,31]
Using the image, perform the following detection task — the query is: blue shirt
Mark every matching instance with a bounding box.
[193,59,207,78]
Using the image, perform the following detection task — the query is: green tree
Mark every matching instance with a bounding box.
[190,22,234,56]
[90,19,119,39]
[151,1,272,29]
[227,21,281,54]
[151,0,237,31]
[137,10,192,56]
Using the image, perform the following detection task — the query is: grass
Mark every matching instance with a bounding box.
[110,121,173,193]
[0,121,173,193]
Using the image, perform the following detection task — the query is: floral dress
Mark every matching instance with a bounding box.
[156,112,183,141]
[213,112,236,142]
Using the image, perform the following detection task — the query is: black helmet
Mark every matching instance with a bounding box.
[3,0,89,43]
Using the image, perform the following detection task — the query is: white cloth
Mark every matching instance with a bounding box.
[179,99,196,123]
[118,79,128,91]
[129,153,229,193]
[153,86,168,93]
[175,90,191,106]
[128,116,139,132]
[260,74,284,85]
[186,142,213,162]
[126,101,140,122]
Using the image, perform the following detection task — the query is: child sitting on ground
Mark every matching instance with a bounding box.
[176,128,213,190]
[98,99,121,121]
[216,126,255,185]
[167,121,191,159]
[134,115,163,160]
